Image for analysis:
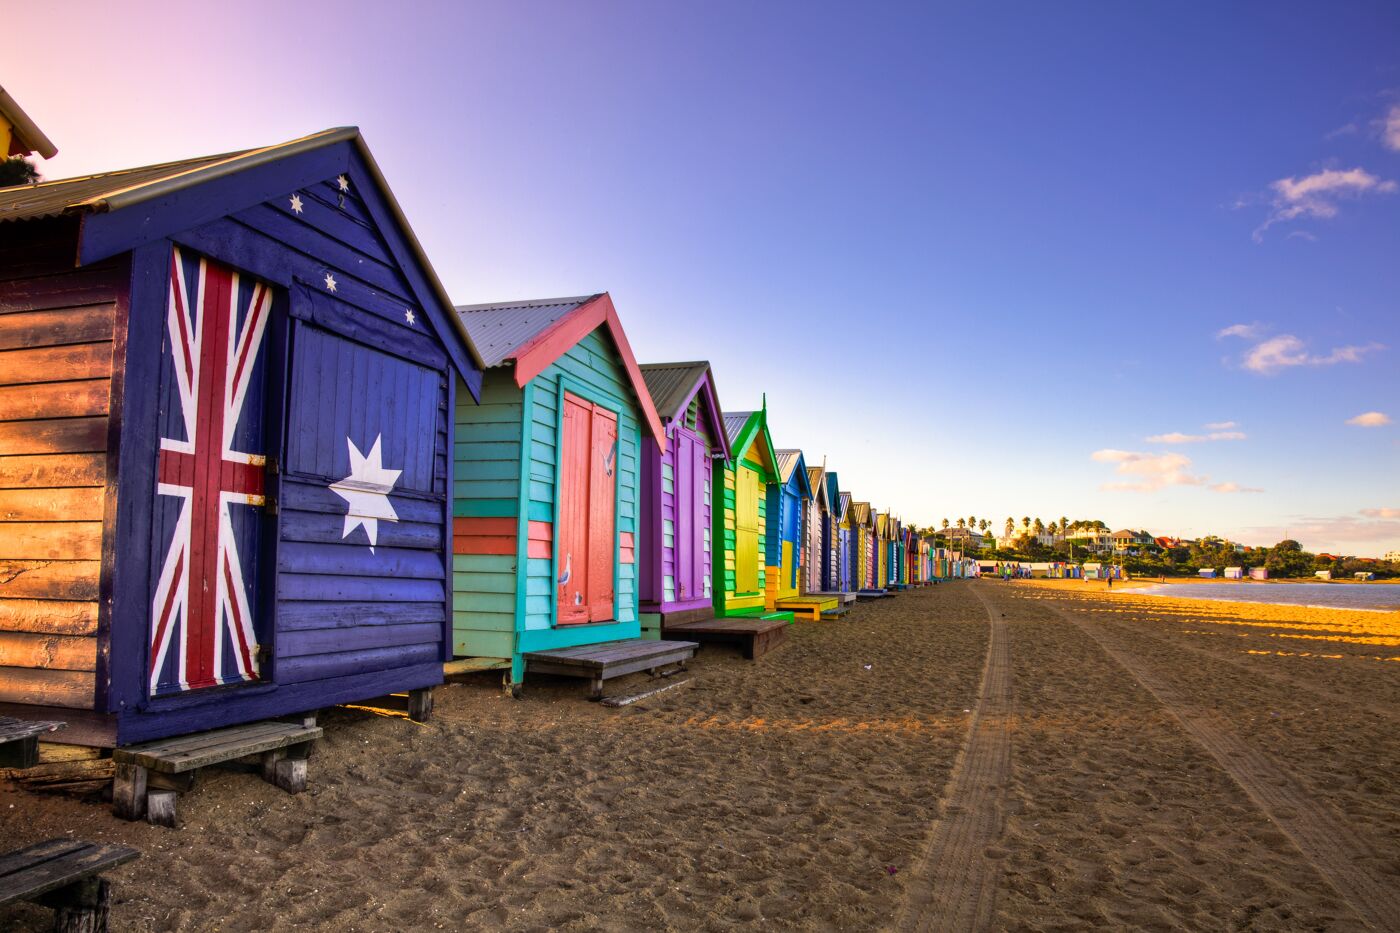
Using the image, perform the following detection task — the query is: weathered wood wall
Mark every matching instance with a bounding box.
[0,219,123,710]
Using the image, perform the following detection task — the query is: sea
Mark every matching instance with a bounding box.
[1134,581,1400,612]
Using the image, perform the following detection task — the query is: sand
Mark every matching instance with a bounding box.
[2,581,1398,931]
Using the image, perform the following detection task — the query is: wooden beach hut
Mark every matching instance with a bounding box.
[635,362,729,631]
[854,504,885,598]
[712,409,795,624]
[768,450,836,620]
[450,296,697,695]
[836,491,854,592]
[802,460,827,596]
[806,470,856,613]
[0,128,483,746]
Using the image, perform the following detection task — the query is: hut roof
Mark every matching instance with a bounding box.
[637,361,731,461]
[723,410,779,482]
[456,293,666,449]
[838,491,852,519]
[774,449,813,499]
[852,501,871,525]
[0,126,487,387]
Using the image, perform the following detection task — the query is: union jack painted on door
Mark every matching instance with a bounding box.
[149,248,273,696]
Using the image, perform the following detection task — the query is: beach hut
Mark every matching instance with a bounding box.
[1198,568,1217,579]
[1224,566,1244,580]
[801,459,827,596]
[1249,567,1269,581]
[451,295,697,695]
[635,361,730,633]
[712,407,794,626]
[835,490,854,592]
[0,128,484,745]
[850,502,879,595]
[768,450,835,620]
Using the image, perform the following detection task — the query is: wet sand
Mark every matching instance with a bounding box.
[2,581,1398,930]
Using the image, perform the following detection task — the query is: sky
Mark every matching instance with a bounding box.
[8,2,1400,554]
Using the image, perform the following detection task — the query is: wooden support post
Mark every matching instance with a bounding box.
[589,676,604,701]
[43,877,111,933]
[502,672,523,699]
[261,748,287,784]
[407,687,434,723]
[145,790,177,828]
[272,758,307,794]
[146,771,196,794]
[111,763,147,821]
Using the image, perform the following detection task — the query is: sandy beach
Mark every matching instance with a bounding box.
[4,580,1399,931]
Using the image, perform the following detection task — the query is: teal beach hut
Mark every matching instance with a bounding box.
[450,294,673,691]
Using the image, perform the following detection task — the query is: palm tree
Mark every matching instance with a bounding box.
[1021,516,1031,532]
[1005,517,1014,539]
[1059,516,1069,540]
[957,517,967,529]
[979,519,990,533]
[968,515,977,531]
[941,518,949,530]
[1033,517,1045,536]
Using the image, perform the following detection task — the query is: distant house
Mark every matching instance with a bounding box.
[1110,529,1153,553]
[1384,550,1400,563]
[1068,528,1115,553]
[1199,568,1217,578]
[0,83,58,160]
[1315,570,1333,580]
[942,526,985,550]
[1224,567,1244,579]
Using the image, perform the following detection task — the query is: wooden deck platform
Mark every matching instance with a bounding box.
[820,606,850,619]
[525,639,698,699]
[809,590,858,606]
[112,719,323,826]
[856,588,889,600]
[774,594,840,621]
[0,838,139,932]
[663,616,788,660]
[0,716,65,770]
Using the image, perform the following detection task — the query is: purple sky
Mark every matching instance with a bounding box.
[9,1,1400,553]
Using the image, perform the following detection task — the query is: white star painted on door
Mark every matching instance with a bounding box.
[324,273,337,292]
[289,193,304,214]
[404,308,415,325]
[329,435,401,553]
[337,174,350,192]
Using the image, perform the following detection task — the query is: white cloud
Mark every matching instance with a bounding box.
[1382,104,1400,153]
[1361,507,1400,519]
[1205,421,1237,430]
[1210,482,1263,494]
[1287,230,1319,242]
[1091,449,1207,492]
[1243,510,1400,553]
[1346,411,1392,427]
[1216,323,1263,340]
[1145,430,1246,444]
[1253,167,1398,241]
[1240,334,1383,374]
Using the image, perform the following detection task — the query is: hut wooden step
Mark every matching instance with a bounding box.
[665,615,788,660]
[111,720,323,827]
[0,838,139,933]
[856,588,889,600]
[775,595,839,620]
[525,639,699,699]
[0,716,66,770]
[809,590,859,606]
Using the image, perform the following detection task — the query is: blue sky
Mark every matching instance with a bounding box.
[11,2,1400,553]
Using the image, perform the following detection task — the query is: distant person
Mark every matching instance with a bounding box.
[1106,576,1113,589]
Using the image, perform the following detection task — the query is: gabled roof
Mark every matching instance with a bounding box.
[724,409,779,483]
[638,360,730,461]
[0,126,486,394]
[852,501,872,526]
[805,466,826,509]
[774,449,813,499]
[838,491,852,521]
[456,293,665,450]
[0,84,57,159]
[824,469,842,513]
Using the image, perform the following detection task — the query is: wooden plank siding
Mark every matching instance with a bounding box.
[0,221,122,710]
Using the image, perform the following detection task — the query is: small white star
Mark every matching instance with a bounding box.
[337,175,350,192]
[289,193,304,214]
[324,273,337,292]
[404,308,416,325]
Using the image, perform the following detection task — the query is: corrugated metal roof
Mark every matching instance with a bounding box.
[724,411,754,448]
[805,466,824,494]
[775,449,803,483]
[839,492,852,511]
[638,361,709,423]
[0,150,244,222]
[852,502,871,524]
[454,297,594,368]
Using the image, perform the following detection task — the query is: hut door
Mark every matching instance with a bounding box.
[735,467,760,593]
[673,429,701,601]
[556,392,617,624]
[149,249,273,696]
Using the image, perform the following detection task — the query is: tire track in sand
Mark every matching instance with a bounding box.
[895,585,1012,933]
[1044,599,1400,932]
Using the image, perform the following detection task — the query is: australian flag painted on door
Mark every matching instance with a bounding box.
[150,248,272,696]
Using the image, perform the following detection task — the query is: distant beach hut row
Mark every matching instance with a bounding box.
[0,128,969,750]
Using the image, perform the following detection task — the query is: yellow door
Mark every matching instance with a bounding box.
[735,467,759,593]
